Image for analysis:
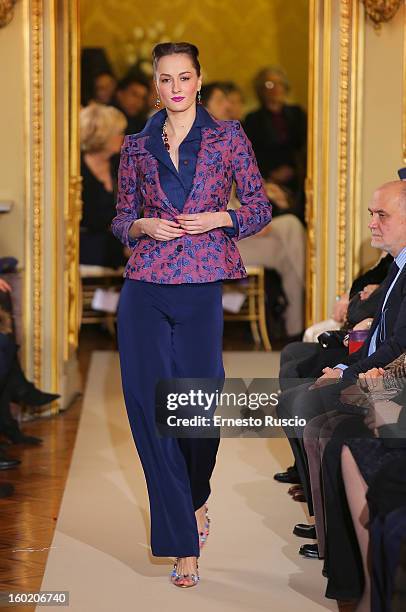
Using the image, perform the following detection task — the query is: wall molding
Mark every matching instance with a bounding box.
[0,0,17,28]
[28,0,44,385]
[363,0,402,28]
[306,0,366,324]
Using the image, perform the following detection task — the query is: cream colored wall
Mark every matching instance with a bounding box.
[359,6,405,270]
[80,0,309,110]
[0,1,25,261]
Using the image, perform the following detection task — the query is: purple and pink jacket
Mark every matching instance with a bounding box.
[111,110,272,284]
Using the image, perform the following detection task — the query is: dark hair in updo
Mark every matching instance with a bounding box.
[152,42,201,77]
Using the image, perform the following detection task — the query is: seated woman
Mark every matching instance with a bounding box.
[340,360,406,612]
[303,357,406,609]
[79,103,128,268]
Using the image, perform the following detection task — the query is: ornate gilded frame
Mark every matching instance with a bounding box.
[24,0,44,384]
[0,0,17,28]
[24,0,81,397]
[306,0,365,324]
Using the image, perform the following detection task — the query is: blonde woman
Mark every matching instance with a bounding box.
[80,103,128,268]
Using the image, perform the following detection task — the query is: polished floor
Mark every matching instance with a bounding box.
[35,349,335,612]
[0,398,82,611]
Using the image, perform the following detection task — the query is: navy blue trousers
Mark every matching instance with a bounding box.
[117,279,224,558]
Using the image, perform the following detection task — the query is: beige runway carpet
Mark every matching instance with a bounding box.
[39,351,335,611]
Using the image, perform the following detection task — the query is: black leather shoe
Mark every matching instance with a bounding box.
[18,384,60,407]
[0,455,21,470]
[274,466,301,484]
[299,543,320,559]
[0,483,14,497]
[293,523,317,539]
[4,431,43,446]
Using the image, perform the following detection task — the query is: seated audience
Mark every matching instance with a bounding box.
[340,368,406,612]
[203,86,305,337]
[90,71,117,105]
[221,81,244,121]
[112,74,149,135]
[303,253,393,342]
[0,277,59,447]
[314,358,406,610]
[275,179,406,608]
[79,104,128,268]
[243,66,307,222]
[228,183,305,337]
[200,82,231,120]
[278,252,394,388]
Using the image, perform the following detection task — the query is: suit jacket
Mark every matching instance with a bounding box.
[343,262,406,380]
[111,109,272,284]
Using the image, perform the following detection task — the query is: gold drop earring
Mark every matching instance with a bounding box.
[155,95,161,108]
[197,90,202,104]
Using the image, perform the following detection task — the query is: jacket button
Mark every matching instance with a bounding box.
[176,245,183,252]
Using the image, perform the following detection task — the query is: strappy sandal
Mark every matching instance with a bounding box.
[199,504,211,549]
[170,558,199,588]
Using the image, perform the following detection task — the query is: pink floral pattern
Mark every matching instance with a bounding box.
[112,119,272,284]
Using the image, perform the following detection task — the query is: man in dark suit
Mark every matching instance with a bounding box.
[277,179,406,529]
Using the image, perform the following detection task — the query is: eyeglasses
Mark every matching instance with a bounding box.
[264,80,285,90]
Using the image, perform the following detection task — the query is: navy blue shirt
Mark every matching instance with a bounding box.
[143,105,238,236]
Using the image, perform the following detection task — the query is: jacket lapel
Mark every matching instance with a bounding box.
[362,261,402,354]
[182,123,229,213]
[133,108,230,215]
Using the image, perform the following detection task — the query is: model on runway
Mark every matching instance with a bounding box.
[112,41,272,588]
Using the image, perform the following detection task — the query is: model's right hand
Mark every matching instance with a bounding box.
[131,218,185,242]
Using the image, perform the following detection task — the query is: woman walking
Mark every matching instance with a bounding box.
[112,42,272,588]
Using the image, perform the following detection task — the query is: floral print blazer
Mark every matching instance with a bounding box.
[111,109,272,284]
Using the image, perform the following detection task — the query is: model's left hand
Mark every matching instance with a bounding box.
[175,212,227,234]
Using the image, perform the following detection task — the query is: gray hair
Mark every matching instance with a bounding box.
[253,65,291,104]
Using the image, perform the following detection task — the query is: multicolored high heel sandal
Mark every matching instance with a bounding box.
[170,558,199,588]
[199,504,210,549]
